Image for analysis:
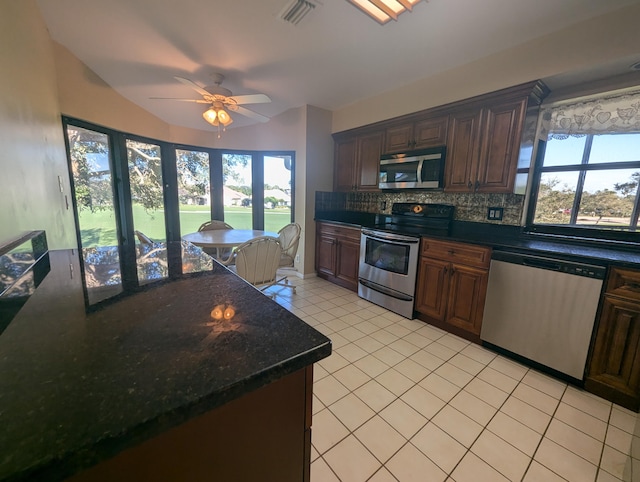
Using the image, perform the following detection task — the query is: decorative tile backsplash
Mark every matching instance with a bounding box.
[315,190,526,226]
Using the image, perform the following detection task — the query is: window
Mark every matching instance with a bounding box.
[527,88,640,238]
[63,117,295,300]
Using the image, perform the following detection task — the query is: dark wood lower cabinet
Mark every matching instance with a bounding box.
[66,367,314,482]
[315,222,360,291]
[586,267,640,411]
[415,238,491,342]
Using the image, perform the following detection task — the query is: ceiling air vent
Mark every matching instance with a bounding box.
[278,0,317,25]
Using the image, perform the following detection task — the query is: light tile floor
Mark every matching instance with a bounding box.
[264,276,639,482]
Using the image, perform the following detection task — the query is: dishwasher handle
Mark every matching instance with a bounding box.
[521,257,563,272]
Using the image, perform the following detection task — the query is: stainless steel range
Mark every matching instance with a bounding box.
[358,203,455,319]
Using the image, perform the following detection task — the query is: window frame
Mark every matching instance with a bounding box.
[525,136,640,243]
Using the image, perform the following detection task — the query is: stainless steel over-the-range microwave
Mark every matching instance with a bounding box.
[378,147,446,190]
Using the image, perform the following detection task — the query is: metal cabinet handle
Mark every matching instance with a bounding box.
[475,180,480,191]
[467,180,473,189]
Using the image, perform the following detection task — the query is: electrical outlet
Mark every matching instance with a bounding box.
[295,254,300,263]
[487,207,504,221]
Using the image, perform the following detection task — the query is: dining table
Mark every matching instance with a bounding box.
[182,229,278,263]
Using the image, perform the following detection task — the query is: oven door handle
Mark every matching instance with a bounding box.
[358,279,414,302]
[361,229,420,244]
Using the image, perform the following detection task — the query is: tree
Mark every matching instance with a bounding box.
[68,128,113,213]
[615,172,640,196]
[223,154,250,184]
[533,177,576,223]
[127,142,164,212]
[176,150,209,204]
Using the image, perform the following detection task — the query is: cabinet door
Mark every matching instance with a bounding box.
[316,234,337,277]
[384,124,413,154]
[357,132,383,191]
[446,263,488,335]
[444,109,482,192]
[415,257,449,322]
[476,98,526,193]
[335,237,360,290]
[334,138,356,192]
[413,115,448,150]
[587,295,640,408]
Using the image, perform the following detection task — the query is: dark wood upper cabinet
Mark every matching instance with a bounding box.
[443,109,482,192]
[334,131,382,192]
[384,115,449,154]
[444,97,528,193]
[333,80,548,194]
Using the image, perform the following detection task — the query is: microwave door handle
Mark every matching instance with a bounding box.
[417,159,424,183]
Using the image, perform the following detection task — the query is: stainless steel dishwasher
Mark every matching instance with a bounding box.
[480,251,606,380]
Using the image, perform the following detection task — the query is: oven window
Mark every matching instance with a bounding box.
[364,238,410,275]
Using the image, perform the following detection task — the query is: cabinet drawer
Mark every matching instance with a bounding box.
[607,268,640,302]
[421,238,491,268]
[317,222,360,241]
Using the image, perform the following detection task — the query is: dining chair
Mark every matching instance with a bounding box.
[197,220,233,259]
[232,236,282,298]
[275,223,301,293]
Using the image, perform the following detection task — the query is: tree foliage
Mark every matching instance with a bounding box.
[535,172,638,227]
[127,142,164,211]
[68,128,113,213]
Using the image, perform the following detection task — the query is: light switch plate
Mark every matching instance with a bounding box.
[487,207,504,220]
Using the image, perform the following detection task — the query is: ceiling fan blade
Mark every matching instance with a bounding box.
[174,76,210,97]
[149,97,209,103]
[227,93,271,105]
[233,106,270,123]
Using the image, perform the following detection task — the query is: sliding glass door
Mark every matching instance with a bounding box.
[125,139,168,285]
[67,125,123,303]
[176,149,211,235]
[264,154,293,233]
[64,117,295,298]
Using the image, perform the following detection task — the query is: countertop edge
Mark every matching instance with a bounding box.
[7,341,332,482]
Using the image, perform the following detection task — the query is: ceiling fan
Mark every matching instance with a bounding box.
[152,73,271,132]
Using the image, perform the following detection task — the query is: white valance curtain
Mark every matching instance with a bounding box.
[539,87,640,140]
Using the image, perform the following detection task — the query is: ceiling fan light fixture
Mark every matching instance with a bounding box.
[202,107,218,124]
[348,0,422,24]
[217,108,232,126]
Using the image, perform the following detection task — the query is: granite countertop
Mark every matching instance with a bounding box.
[0,248,331,481]
[315,210,640,267]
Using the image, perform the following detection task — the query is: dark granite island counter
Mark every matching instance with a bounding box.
[0,243,331,481]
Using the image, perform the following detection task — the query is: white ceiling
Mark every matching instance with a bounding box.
[36,0,640,131]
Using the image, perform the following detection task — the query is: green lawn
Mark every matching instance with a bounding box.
[78,204,292,247]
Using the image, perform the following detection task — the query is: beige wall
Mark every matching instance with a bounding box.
[0,1,76,249]
[332,3,640,133]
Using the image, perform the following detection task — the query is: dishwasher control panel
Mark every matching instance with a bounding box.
[491,251,606,280]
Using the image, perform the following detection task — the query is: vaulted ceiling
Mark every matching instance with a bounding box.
[36,0,640,131]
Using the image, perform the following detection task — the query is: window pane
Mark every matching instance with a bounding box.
[126,140,167,285]
[576,168,637,228]
[533,172,579,224]
[176,149,211,235]
[589,133,640,164]
[67,126,123,304]
[223,154,252,229]
[264,155,293,232]
[542,135,587,167]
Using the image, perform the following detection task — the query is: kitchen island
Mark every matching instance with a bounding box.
[0,237,331,481]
